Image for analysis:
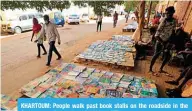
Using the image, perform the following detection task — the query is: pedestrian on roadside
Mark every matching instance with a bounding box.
[125,12,129,23]
[40,15,62,66]
[31,18,47,58]
[96,13,103,32]
[113,11,118,28]
[149,6,177,76]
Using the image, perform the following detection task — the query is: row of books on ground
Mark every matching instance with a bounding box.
[1,62,158,110]
[20,63,158,99]
[76,35,135,67]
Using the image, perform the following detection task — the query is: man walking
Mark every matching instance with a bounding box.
[125,12,129,23]
[149,6,176,75]
[41,15,62,66]
[113,11,118,28]
[97,13,103,32]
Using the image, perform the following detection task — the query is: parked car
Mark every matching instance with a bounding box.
[129,12,136,20]
[80,13,89,22]
[48,11,65,27]
[89,14,97,20]
[68,14,80,24]
[0,11,8,33]
[6,13,44,34]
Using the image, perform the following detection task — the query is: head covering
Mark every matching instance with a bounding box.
[33,18,39,25]
[32,18,41,33]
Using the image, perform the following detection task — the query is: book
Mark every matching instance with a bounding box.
[54,63,69,72]
[2,99,17,110]
[47,69,59,75]
[1,94,11,104]
[94,93,105,98]
[118,82,131,89]
[79,93,89,98]
[99,75,111,84]
[65,75,77,81]
[122,93,140,98]
[75,76,87,84]
[66,93,79,98]
[58,89,72,98]
[111,73,123,83]
[68,71,80,76]
[105,72,114,78]
[90,73,103,80]
[79,72,90,78]
[73,66,86,72]
[38,90,56,98]
[86,86,100,94]
[106,89,123,98]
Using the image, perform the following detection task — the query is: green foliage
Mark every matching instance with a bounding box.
[124,1,139,13]
[1,1,70,12]
[1,0,124,15]
[72,1,124,16]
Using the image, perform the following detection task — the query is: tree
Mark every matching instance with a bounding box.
[73,1,124,16]
[1,1,71,12]
[124,1,140,13]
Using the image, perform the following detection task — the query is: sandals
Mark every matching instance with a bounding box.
[148,71,160,77]
[165,73,174,77]
[159,70,173,77]
[152,72,161,77]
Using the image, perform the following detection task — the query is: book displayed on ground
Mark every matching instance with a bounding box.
[1,94,17,110]
[17,63,158,100]
[76,35,135,67]
[0,63,160,110]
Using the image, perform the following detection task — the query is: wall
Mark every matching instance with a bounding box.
[156,1,192,34]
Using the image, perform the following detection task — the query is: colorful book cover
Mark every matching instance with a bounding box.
[122,93,140,98]
[86,86,100,94]
[58,89,72,98]
[75,76,87,84]
[79,72,90,78]
[99,75,111,84]
[65,75,77,81]
[94,93,105,98]
[38,90,56,98]
[73,66,86,72]
[105,72,114,78]
[118,82,131,89]
[90,73,103,80]
[1,94,11,104]
[47,69,59,75]
[54,63,69,72]
[62,80,78,89]
[2,99,17,110]
[106,89,123,98]
[48,86,63,94]
[66,93,79,98]
[120,75,133,83]
[68,71,80,76]
[111,73,123,83]
[116,87,127,93]
[79,93,90,98]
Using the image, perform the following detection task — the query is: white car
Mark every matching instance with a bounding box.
[129,12,136,20]
[80,13,89,22]
[6,13,44,34]
[68,14,80,24]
